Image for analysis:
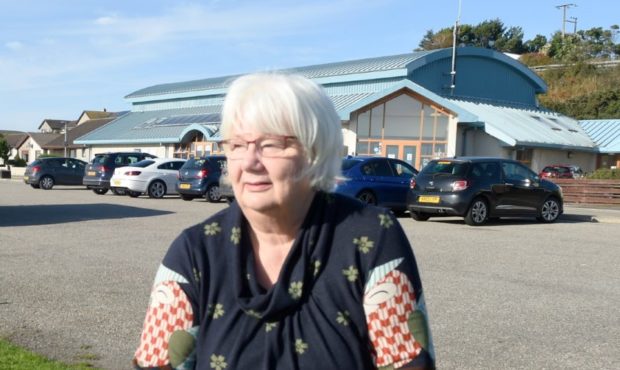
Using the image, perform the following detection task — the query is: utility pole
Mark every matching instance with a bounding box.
[64,121,68,157]
[556,3,577,38]
[450,0,462,95]
[566,16,578,34]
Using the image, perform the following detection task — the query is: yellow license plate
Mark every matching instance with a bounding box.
[113,180,122,186]
[419,195,440,204]
[23,176,29,181]
[179,183,191,190]
[88,171,96,176]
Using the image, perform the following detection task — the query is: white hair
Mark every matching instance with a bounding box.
[220,73,343,192]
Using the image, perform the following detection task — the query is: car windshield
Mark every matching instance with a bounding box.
[131,160,156,168]
[420,160,469,176]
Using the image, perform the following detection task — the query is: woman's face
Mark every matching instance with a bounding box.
[225,129,312,215]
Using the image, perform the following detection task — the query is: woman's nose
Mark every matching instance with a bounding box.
[239,143,264,168]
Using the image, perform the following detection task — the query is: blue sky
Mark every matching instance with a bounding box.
[1,0,618,132]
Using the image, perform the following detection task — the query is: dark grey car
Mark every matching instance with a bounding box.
[176,156,227,202]
[23,157,87,190]
[407,157,564,226]
[83,152,157,195]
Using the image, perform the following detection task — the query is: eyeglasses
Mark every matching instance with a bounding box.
[221,135,298,159]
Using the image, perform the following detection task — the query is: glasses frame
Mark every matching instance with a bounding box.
[221,135,298,159]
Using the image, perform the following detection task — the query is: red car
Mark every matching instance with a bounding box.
[539,164,584,179]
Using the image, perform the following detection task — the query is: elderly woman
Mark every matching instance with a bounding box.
[133,73,435,369]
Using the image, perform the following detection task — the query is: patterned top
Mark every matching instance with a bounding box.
[134,192,435,370]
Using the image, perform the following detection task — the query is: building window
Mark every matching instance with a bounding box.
[516,148,533,164]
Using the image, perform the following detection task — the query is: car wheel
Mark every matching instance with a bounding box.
[39,176,54,190]
[538,197,561,223]
[356,190,377,205]
[181,194,195,201]
[30,184,40,189]
[112,188,126,196]
[92,188,108,195]
[464,197,488,226]
[410,211,430,221]
[127,191,141,198]
[148,180,166,199]
[205,184,221,203]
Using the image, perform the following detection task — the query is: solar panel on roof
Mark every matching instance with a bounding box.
[140,113,221,128]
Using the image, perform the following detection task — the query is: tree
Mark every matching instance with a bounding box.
[0,134,11,170]
[524,34,548,53]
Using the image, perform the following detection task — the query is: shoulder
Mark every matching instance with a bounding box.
[327,192,396,228]
[171,204,238,253]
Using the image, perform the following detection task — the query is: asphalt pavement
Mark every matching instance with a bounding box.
[1,178,619,369]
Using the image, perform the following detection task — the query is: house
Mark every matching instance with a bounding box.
[579,119,620,169]
[1,132,28,161]
[75,47,599,172]
[15,110,122,163]
[38,119,77,134]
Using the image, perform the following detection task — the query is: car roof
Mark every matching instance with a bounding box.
[433,156,511,163]
[145,157,185,163]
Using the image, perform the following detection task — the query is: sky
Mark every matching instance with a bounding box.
[1,0,618,132]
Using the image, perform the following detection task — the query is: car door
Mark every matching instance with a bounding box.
[495,161,545,215]
[359,158,397,205]
[54,158,77,185]
[386,159,418,206]
[66,159,86,184]
[158,161,184,194]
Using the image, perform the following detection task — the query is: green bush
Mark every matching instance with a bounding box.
[586,168,620,179]
[38,153,59,159]
[8,154,27,167]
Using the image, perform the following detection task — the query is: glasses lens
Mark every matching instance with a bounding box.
[224,136,295,159]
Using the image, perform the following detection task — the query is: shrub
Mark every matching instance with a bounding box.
[8,155,27,167]
[38,153,59,159]
[586,168,620,179]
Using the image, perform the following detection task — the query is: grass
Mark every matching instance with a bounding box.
[0,338,101,369]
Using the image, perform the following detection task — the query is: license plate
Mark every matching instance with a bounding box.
[88,171,96,176]
[23,176,28,181]
[179,183,191,190]
[113,179,122,186]
[419,195,440,204]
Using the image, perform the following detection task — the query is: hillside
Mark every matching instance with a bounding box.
[536,62,620,119]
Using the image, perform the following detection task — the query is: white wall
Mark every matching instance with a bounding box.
[455,127,509,157]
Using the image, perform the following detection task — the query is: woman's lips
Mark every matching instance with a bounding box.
[244,181,271,191]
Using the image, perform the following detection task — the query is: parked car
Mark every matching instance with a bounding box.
[109,158,186,198]
[176,155,227,202]
[539,164,584,179]
[407,157,563,226]
[219,174,235,203]
[334,156,418,212]
[83,152,157,195]
[23,157,87,190]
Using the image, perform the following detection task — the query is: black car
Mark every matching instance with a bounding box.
[83,152,157,195]
[407,157,563,226]
[23,157,87,190]
[176,155,227,202]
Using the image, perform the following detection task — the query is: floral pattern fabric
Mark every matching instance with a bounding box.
[134,192,434,369]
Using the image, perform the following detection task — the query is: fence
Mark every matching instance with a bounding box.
[552,179,620,205]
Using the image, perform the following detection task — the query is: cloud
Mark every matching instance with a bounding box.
[5,41,23,50]
[95,16,117,25]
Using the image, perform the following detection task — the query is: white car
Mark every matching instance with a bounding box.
[110,158,186,198]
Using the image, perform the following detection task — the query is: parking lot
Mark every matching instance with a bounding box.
[1,179,619,369]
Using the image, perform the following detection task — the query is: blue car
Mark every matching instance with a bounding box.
[334,156,418,212]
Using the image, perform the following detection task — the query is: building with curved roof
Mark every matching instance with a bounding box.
[75,47,598,172]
